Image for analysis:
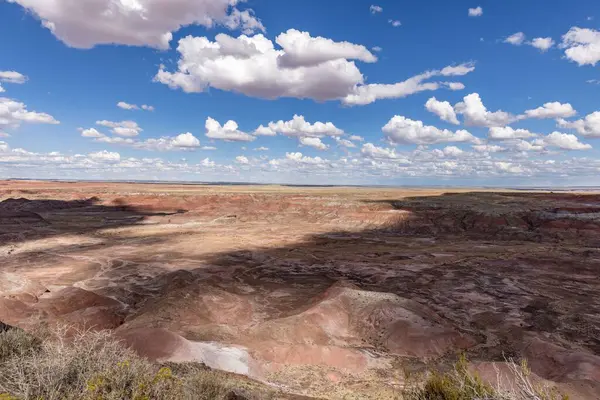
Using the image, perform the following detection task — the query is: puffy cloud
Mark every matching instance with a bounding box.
[141,105,155,111]
[372,46,382,52]
[299,136,328,150]
[504,32,526,46]
[262,115,343,138]
[447,82,466,91]
[524,102,576,119]
[370,5,383,14]
[488,127,537,140]
[342,63,475,106]
[542,132,591,150]
[495,162,524,174]
[0,71,28,84]
[557,111,600,137]
[468,7,483,17]
[284,152,326,165]
[169,132,201,148]
[156,30,473,105]
[382,116,476,145]
[349,135,364,142]
[561,27,600,66]
[361,143,400,160]
[472,144,505,153]
[334,137,356,148]
[117,101,138,110]
[425,97,459,125]
[0,97,59,129]
[254,125,277,136]
[7,0,264,49]
[222,8,265,36]
[530,37,555,52]
[235,155,249,164]
[205,117,255,142]
[96,120,142,136]
[389,20,401,27]
[88,150,120,162]
[441,146,464,157]
[276,29,377,68]
[79,127,104,138]
[202,146,217,150]
[254,146,269,151]
[514,139,545,152]
[155,31,365,101]
[455,93,518,127]
[82,126,200,151]
[0,84,4,93]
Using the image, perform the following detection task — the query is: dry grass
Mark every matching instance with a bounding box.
[0,326,271,400]
[402,355,569,400]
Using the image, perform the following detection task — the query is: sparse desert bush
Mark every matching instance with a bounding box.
[0,325,265,400]
[402,355,569,400]
[0,327,42,363]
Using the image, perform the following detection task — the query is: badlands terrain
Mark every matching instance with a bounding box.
[1,180,599,399]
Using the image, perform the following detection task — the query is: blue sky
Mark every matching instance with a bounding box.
[1,0,600,186]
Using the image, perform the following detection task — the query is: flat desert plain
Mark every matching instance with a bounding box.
[1,180,599,399]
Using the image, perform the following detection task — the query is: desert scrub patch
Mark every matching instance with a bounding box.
[402,355,570,400]
[0,326,258,400]
[0,327,42,362]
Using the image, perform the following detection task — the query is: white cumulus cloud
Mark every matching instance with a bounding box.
[0,97,59,130]
[542,131,591,150]
[425,97,460,125]
[261,115,343,138]
[468,7,483,17]
[504,32,526,46]
[524,102,576,119]
[276,29,377,68]
[205,117,255,142]
[155,30,473,105]
[7,0,264,49]
[334,137,356,148]
[235,155,249,164]
[96,120,142,137]
[361,143,399,159]
[79,127,104,138]
[530,37,555,52]
[557,111,600,137]
[370,5,383,14]
[455,93,518,127]
[0,71,28,84]
[382,116,477,145]
[299,136,328,150]
[88,150,120,162]
[488,127,537,140]
[561,27,600,66]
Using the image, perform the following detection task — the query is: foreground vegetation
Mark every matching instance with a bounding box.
[0,325,272,400]
[0,326,569,400]
[403,355,569,400]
